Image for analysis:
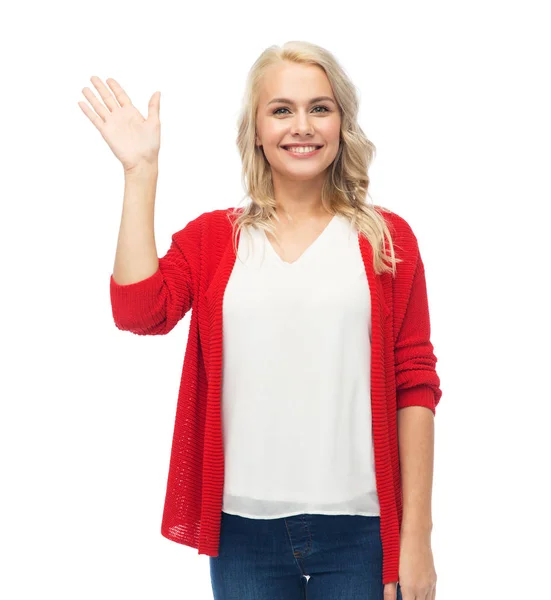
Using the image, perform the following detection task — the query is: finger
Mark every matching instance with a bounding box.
[147,91,160,121]
[90,75,119,112]
[81,87,110,122]
[105,77,132,107]
[77,100,105,132]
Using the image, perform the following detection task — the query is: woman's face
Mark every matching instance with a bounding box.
[255,62,342,182]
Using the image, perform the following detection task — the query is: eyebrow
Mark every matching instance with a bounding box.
[267,96,336,106]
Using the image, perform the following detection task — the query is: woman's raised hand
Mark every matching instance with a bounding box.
[78,76,161,173]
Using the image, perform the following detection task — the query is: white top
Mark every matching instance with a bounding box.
[221,213,380,519]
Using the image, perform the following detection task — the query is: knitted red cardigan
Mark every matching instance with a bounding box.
[109,206,441,585]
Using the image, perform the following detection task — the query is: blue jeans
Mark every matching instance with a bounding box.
[209,511,404,599]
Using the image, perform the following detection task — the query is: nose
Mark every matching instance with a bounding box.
[290,112,315,137]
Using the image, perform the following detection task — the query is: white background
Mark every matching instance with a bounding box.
[2,0,550,598]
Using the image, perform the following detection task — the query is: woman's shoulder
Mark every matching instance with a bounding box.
[171,207,237,254]
[374,205,419,247]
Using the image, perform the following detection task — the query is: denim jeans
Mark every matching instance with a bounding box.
[209,511,404,599]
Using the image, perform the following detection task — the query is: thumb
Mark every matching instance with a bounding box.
[147,91,160,121]
[383,582,398,599]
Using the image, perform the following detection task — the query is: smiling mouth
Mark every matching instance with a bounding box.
[281,145,323,150]
[280,146,324,157]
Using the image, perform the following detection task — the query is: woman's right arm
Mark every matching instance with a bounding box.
[78,76,193,335]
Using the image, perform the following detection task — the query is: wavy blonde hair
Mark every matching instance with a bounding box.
[227,40,402,277]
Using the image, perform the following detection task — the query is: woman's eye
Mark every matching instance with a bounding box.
[273,106,330,115]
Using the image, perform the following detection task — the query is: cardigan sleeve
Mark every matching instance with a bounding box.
[394,249,442,415]
[109,228,194,336]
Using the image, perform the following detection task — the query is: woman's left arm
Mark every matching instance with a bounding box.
[398,405,434,537]
[391,238,440,598]
[396,406,438,600]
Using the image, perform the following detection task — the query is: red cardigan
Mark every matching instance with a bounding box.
[109,206,442,585]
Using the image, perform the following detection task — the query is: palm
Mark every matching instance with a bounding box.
[101,104,159,170]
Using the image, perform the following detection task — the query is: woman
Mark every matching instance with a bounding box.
[80,40,440,600]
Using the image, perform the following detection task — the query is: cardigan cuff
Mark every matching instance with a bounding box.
[109,269,165,331]
[396,385,436,415]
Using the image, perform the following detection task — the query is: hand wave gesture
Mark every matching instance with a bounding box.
[78,76,161,173]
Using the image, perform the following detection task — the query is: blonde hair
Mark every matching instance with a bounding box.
[228,40,402,276]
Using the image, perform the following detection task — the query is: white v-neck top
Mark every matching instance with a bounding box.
[220,213,380,519]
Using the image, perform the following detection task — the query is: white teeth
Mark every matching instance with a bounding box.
[283,146,320,153]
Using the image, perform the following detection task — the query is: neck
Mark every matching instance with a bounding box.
[271,171,330,222]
